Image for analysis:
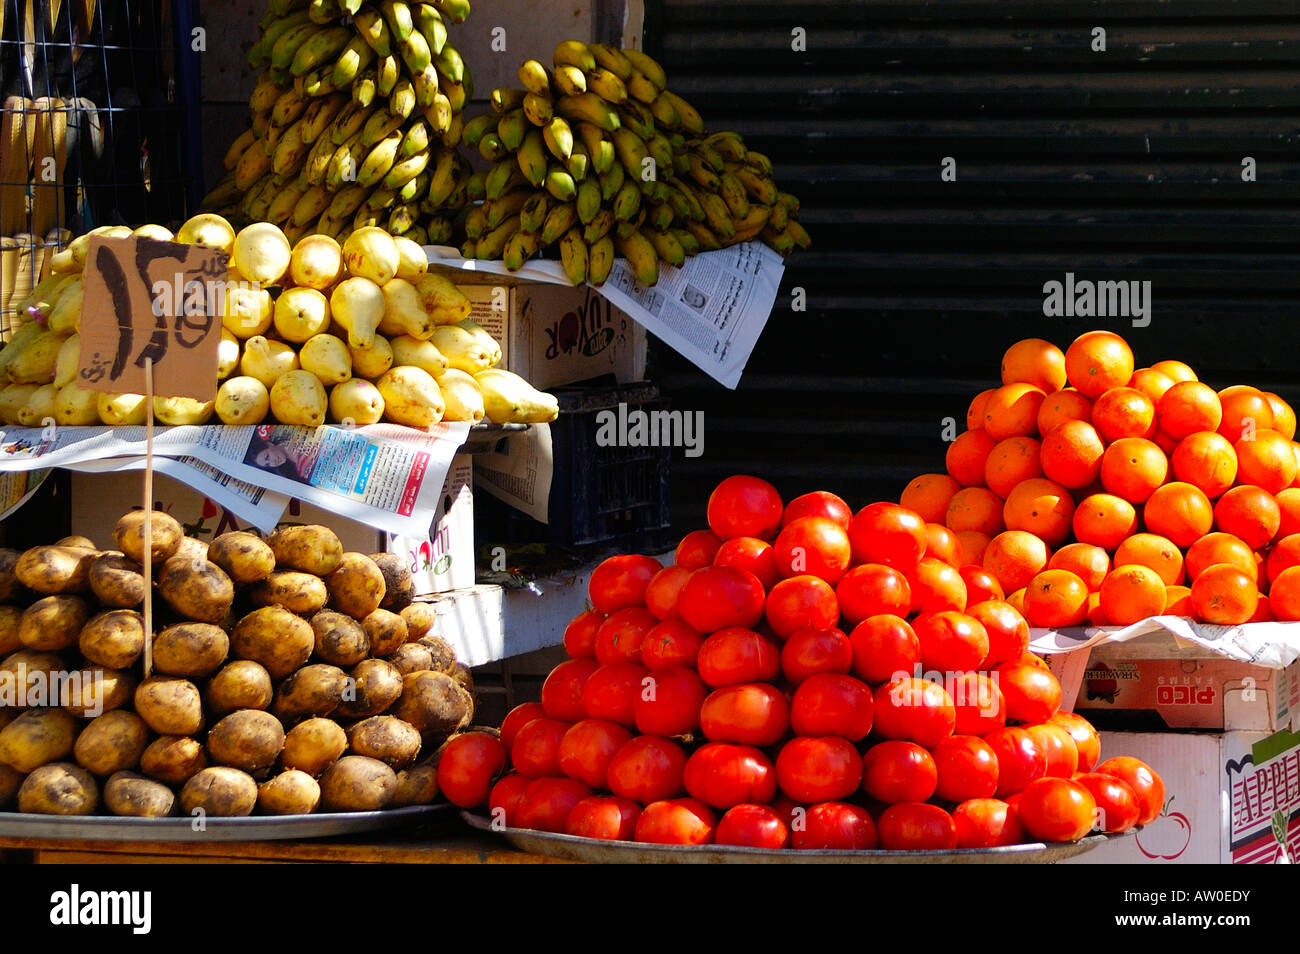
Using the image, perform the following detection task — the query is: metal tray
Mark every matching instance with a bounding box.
[462,811,1130,864]
[0,804,451,842]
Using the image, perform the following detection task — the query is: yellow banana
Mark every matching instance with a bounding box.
[545,166,577,202]
[553,65,586,96]
[491,88,527,113]
[786,219,811,249]
[687,153,720,190]
[463,113,499,148]
[426,149,460,205]
[556,93,620,133]
[612,127,651,180]
[621,48,667,90]
[589,43,632,80]
[353,9,392,57]
[598,158,625,201]
[486,156,527,199]
[700,192,737,238]
[649,92,679,129]
[272,117,311,175]
[380,0,414,41]
[240,174,278,221]
[235,138,273,190]
[435,44,465,83]
[566,141,589,181]
[523,92,553,126]
[357,129,403,186]
[475,215,521,260]
[327,183,371,220]
[301,93,348,143]
[612,179,641,221]
[660,90,703,134]
[745,150,773,176]
[424,92,453,133]
[412,64,439,107]
[559,228,588,284]
[615,229,659,286]
[291,25,352,77]
[399,119,432,158]
[267,178,308,224]
[464,205,488,239]
[588,234,615,284]
[387,78,417,119]
[646,228,685,267]
[544,116,573,161]
[518,59,551,96]
[271,86,308,127]
[671,227,699,256]
[540,201,577,244]
[683,220,721,251]
[352,69,377,106]
[585,67,627,105]
[626,69,658,105]
[270,21,319,70]
[730,164,778,205]
[519,193,550,234]
[223,126,258,170]
[576,122,614,175]
[412,3,447,55]
[487,189,532,229]
[376,55,400,95]
[478,132,508,161]
[399,29,432,74]
[497,107,526,150]
[330,101,375,144]
[327,132,368,189]
[516,129,548,187]
[383,150,431,190]
[553,40,596,72]
[718,171,750,218]
[503,229,540,271]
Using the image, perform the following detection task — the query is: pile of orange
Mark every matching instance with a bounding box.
[901,330,1300,627]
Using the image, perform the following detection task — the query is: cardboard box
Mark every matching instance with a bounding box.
[386,454,475,595]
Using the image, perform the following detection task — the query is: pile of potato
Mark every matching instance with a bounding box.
[0,510,477,818]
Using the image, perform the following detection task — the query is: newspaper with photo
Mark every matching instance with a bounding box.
[473,423,554,523]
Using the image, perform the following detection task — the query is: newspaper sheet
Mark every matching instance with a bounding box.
[473,423,554,523]
[0,468,48,521]
[426,241,785,389]
[1029,617,1300,669]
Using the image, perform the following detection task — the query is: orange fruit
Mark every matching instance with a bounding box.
[1113,533,1185,585]
[1022,569,1090,628]
[1150,359,1197,383]
[1189,563,1258,624]
[1085,591,1110,625]
[1263,393,1297,441]
[982,530,1052,594]
[901,473,963,524]
[945,430,997,488]
[1156,381,1222,441]
[1048,543,1111,591]
[983,383,1047,441]
[1218,387,1275,443]
[1006,587,1027,616]
[1212,485,1280,549]
[967,388,996,432]
[1003,477,1076,548]
[1099,565,1168,625]
[946,487,1006,537]
[1265,534,1300,585]
[1143,481,1214,548]
[925,523,962,567]
[1293,443,1300,488]
[1184,532,1256,582]
[1234,429,1298,494]
[1164,585,1192,616]
[907,556,968,614]
[1002,338,1067,394]
[956,530,992,566]
[1170,431,1237,498]
[1037,389,1094,437]
[1152,429,1179,456]
[1091,387,1156,443]
[1072,493,1139,551]
[984,436,1043,499]
[1268,565,1300,620]
[1275,488,1300,537]
[1128,368,1176,404]
[1039,420,1106,490]
[1099,437,1168,504]
[1248,595,1275,622]
[1064,331,1135,399]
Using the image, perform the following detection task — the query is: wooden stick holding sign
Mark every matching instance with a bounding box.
[77,235,226,677]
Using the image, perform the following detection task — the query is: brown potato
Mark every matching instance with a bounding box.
[230,606,315,678]
[0,649,63,708]
[0,708,78,771]
[347,716,422,769]
[272,663,348,721]
[173,536,209,565]
[104,770,175,817]
[337,658,403,719]
[257,769,320,815]
[384,643,434,676]
[282,718,348,776]
[207,709,285,772]
[14,545,95,594]
[18,594,90,650]
[0,605,21,655]
[73,710,150,776]
[400,602,435,641]
[151,622,230,678]
[140,735,206,784]
[362,609,407,656]
[208,531,276,584]
[56,535,97,549]
[449,662,474,695]
[88,553,145,608]
[157,556,234,624]
[206,660,273,716]
[248,571,329,615]
[371,552,414,611]
[180,766,257,817]
[391,763,439,807]
[418,634,457,672]
[18,762,98,814]
[0,762,21,808]
[392,670,473,738]
[63,667,136,718]
[269,525,343,575]
[0,548,24,602]
[310,609,369,667]
[318,755,397,812]
[113,510,182,565]
[134,676,203,735]
[327,553,386,619]
[78,608,145,669]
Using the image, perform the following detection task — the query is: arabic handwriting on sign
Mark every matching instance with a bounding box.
[79,355,108,384]
[94,244,134,379]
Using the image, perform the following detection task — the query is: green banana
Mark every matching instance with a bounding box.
[582,207,614,243]
[352,69,378,107]
[646,130,674,173]
[308,0,342,23]
[671,227,699,256]
[476,215,521,260]
[516,129,548,187]
[541,202,578,244]
[466,171,486,201]
[367,187,398,211]
[270,20,319,70]
[464,205,487,239]
[357,130,403,186]
[703,132,744,164]
[647,201,674,231]
[434,44,465,83]
[598,158,625,201]
[565,141,589,181]
[786,219,811,249]
[544,165,577,202]
[487,190,531,229]
[353,9,392,57]
[303,66,340,97]
[556,93,620,133]
[399,29,433,74]
[543,116,573,161]
[291,25,352,77]
[668,176,706,220]
[376,55,400,96]
[683,220,721,251]
[380,0,414,41]
[486,159,527,200]
[400,170,430,203]
[478,132,508,162]
[519,193,550,234]
[612,179,641,221]
[332,35,376,87]
[746,150,774,176]
[497,108,527,150]
[388,202,420,235]
[412,4,447,55]
[577,122,615,175]
[327,132,368,189]
[429,0,470,24]
[399,120,432,158]
[463,112,499,148]
[258,11,313,66]
[388,78,417,118]
[491,88,527,113]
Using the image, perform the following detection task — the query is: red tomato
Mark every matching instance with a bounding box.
[995,661,1063,723]
[775,736,863,803]
[640,618,704,669]
[872,677,956,749]
[783,491,853,531]
[713,536,780,592]
[1074,772,1141,833]
[696,627,781,688]
[959,566,1005,605]
[644,565,693,620]
[581,662,648,727]
[716,803,791,849]
[635,798,717,845]
[437,732,508,808]
[699,683,790,747]
[510,717,571,778]
[925,523,963,567]
[488,773,531,827]
[678,565,766,634]
[984,726,1047,798]
[500,702,547,754]
[849,615,920,684]
[860,740,937,804]
[675,529,723,568]
[588,554,662,613]
[950,671,1007,737]
[605,734,687,803]
[931,735,999,802]
[836,564,912,624]
[765,575,839,640]
[562,609,604,659]
[558,719,634,789]
[1025,723,1078,778]
[1048,710,1101,773]
[952,798,1026,848]
[877,803,958,850]
[849,502,929,570]
[594,607,659,666]
[912,611,990,673]
[635,664,707,737]
[1017,777,1097,842]
[906,557,968,614]
[773,516,852,585]
[515,777,593,833]
[781,627,852,684]
[684,743,779,809]
[566,795,641,841]
[968,600,1030,667]
[792,802,878,850]
[707,475,784,541]
[789,673,875,741]
[541,658,600,722]
[1095,756,1164,825]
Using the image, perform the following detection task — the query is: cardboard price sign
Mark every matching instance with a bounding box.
[78,235,227,402]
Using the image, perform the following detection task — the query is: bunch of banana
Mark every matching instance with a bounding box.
[462,41,809,286]
[208,0,477,247]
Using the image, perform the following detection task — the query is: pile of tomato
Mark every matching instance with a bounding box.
[437,471,1167,851]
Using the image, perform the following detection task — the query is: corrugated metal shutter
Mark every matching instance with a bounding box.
[647,0,1300,530]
